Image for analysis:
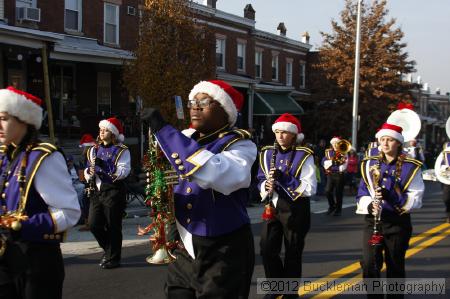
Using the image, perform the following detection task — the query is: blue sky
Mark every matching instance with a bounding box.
[194,0,450,95]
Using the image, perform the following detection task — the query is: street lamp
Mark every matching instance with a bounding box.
[352,0,362,149]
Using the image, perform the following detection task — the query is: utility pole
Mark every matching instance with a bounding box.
[351,0,363,149]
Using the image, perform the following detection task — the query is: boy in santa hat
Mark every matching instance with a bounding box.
[322,136,348,216]
[0,87,80,298]
[142,80,256,298]
[256,113,316,287]
[84,117,131,269]
[356,123,424,294]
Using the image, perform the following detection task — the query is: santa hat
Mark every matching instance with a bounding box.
[375,123,404,143]
[272,113,304,143]
[0,86,43,129]
[188,80,244,126]
[397,102,414,111]
[99,117,124,142]
[330,136,341,145]
[79,133,96,147]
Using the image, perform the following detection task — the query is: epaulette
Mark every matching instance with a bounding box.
[117,143,128,149]
[403,157,423,167]
[220,129,252,140]
[295,146,314,156]
[261,145,275,152]
[31,142,58,154]
[363,155,379,162]
[0,145,8,154]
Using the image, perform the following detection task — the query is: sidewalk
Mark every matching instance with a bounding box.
[61,194,357,258]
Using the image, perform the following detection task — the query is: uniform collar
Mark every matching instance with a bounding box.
[192,124,230,145]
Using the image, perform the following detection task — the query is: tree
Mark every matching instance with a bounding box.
[123,0,215,126]
[309,0,416,144]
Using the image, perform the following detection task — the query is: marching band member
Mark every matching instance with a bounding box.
[257,113,316,283]
[84,117,131,269]
[143,80,256,298]
[404,139,425,162]
[0,87,80,298]
[322,136,348,216]
[438,141,450,223]
[356,123,424,295]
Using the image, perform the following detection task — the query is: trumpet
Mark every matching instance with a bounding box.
[138,129,179,264]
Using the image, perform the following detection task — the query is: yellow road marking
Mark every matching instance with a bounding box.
[309,226,450,298]
[298,222,450,297]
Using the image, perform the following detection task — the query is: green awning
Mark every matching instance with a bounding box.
[253,92,304,115]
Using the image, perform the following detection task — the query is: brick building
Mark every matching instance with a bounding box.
[0,0,313,155]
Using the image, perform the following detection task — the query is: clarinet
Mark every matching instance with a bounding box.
[368,161,383,246]
[85,138,100,198]
[267,141,279,200]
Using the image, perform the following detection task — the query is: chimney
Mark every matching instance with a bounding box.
[244,4,255,20]
[436,88,441,95]
[416,76,422,85]
[203,0,217,9]
[277,22,287,36]
[302,31,310,44]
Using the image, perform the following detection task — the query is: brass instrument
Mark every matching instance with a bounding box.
[432,116,450,184]
[334,139,351,163]
[137,129,179,264]
[368,163,383,246]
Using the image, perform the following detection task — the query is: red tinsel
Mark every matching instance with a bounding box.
[368,232,384,246]
[261,204,276,221]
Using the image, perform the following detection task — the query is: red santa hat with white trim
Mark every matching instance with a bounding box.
[188,80,244,126]
[79,133,96,147]
[0,86,43,129]
[99,117,125,143]
[375,122,404,143]
[272,113,304,143]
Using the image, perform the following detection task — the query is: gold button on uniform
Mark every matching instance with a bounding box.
[383,178,387,181]
[186,187,192,194]
[43,234,49,240]
[175,159,182,165]
[171,153,179,159]
[49,234,55,240]
[178,165,185,171]
[4,182,9,187]
[187,203,193,210]
[55,234,61,240]
[1,193,5,199]
[186,218,191,224]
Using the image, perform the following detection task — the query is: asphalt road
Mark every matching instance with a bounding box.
[63,182,450,298]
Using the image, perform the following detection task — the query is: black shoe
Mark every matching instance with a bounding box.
[326,207,335,215]
[102,260,121,269]
[99,254,108,266]
[333,210,342,216]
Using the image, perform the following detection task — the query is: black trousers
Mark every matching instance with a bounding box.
[361,216,412,299]
[88,183,126,263]
[325,173,345,211]
[442,184,450,214]
[0,241,64,299]
[260,197,310,279]
[166,224,254,299]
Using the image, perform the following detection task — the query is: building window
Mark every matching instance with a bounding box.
[299,62,306,88]
[97,72,111,115]
[104,3,119,45]
[272,55,278,81]
[255,50,262,79]
[237,42,246,72]
[216,38,226,69]
[286,60,293,86]
[16,0,35,8]
[65,0,82,32]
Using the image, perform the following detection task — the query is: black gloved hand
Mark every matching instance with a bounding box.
[272,169,282,180]
[95,157,106,168]
[141,108,167,133]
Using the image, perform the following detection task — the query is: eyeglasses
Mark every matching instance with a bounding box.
[187,98,215,109]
